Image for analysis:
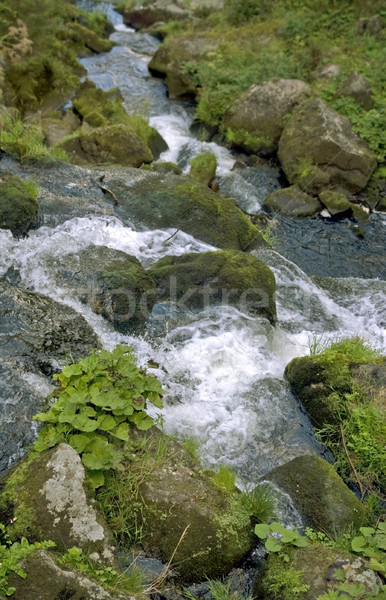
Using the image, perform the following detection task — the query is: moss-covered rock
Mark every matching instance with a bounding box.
[0,444,116,563]
[318,189,352,217]
[153,161,182,174]
[100,428,255,583]
[0,175,39,236]
[110,173,266,250]
[278,98,377,195]
[223,79,310,155]
[263,455,367,535]
[189,151,217,185]
[253,544,383,600]
[65,22,115,56]
[118,0,191,31]
[263,185,322,218]
[47,246,157,333]
[8,549,134,600]
[62,124,154,167]
[149,250,277,323]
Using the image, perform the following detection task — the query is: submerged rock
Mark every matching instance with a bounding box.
[278,98,377,195]
[263,455,366,535]
[0,174,39,236]
[149,250,277,323]
[223,78,310,155]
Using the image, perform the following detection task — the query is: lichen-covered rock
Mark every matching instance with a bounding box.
[223,79,310,155]
[48,246,157,333]
[149,250,277,323]
[0,175,39,236]
[337,71,374,110]
[253,544,383,600]
[263,455,366,535]
[263,185,322,217]
[8,549,135,600]
[278,98,377,194]
[0,444,116,564]
[189,152,217,186]
[61,123,154,167]
[109,172,266,250]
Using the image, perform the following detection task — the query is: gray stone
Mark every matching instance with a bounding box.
[223,78,311,154]
[278,98,377,194]
[263,185,322,217]
[337,71,374,110]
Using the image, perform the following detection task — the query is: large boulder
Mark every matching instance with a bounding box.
[118,0,191,31]
[61,124,154,167]
[0,175,39,236]
[148,33,219,98]
[9,550,134,600]
[263,185,322,218]
[0,280,99,475]
[278,98,377,194]
[254,544,383,600]
[0,444,116,564]
[110,173,267,250]
[263,455,367,535]
[47,246,157,333]
[223,79,310,155]
[148,250,277,323]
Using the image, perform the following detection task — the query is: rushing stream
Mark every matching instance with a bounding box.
[1,2,385,491]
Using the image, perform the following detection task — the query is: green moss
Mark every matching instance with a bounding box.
[189,151,217,185]
[224,127,276,154]
[0,174,40,236]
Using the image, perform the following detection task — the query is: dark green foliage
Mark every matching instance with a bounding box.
[33,345,164,488]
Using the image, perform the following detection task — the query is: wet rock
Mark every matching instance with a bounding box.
[253,544,383,600]
[223,79,310,155]
[0,174,39,236]
[149,250,277,323]
[48,245,157,333]
[8,549,133,600]
[263,185,322,218]
[61,123,154,167]
[119,0,191,31]
[278,98,377,195]
[318,190,352,217]
[337,71,374,110]
[189,151,217,186]
[109,172,267,250]
[263,455,366,535]
[0,280,98,475]
[153,161,182,175]
[0,444,116,563]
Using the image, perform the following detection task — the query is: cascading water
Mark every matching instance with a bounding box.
[1,1,385,491]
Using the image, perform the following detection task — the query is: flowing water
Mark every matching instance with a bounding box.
[1,2,385,490]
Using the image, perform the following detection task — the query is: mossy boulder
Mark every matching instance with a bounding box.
[318,189,352,217]
[8,550,133,600]
[223,78,310,155]
[148,33,219,98]
[72,80,126,124]
[263,455,367,535]
[47,246,157,333]
[103,429,255,583]
[278,98,377,195]
[110,172,266,250]
[189,151,217,185]
[263,185,322,218]
[253,544,383,600]
[118,0,191,31]
[149,250,277,323]
[0,175,39,236]
[153,161,182,174]
[61,123,153,166]
[66,22,115,56]
[0,444,116,563]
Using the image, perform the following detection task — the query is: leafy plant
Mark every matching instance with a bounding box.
[264,564,310,599]
[254,522,308,561]
[0,523,55,597]
[33,344,164,487]
[351,523,386,574]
